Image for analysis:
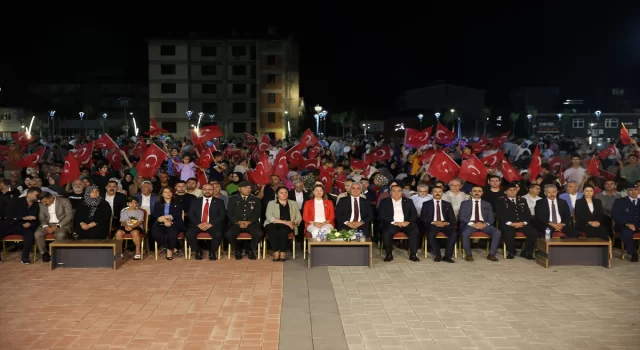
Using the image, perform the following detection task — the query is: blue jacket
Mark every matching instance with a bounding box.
[459,199,494,227]
[611,197,640,229]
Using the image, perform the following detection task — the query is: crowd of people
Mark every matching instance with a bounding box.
[0,128,638,265]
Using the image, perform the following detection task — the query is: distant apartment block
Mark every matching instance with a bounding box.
[148,35,301,139]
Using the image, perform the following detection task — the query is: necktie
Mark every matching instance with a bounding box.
[436,201,442,221]
[474,200,480,222]
[203,199,209,223]
[353,198,360,222]
[551,200,558,224]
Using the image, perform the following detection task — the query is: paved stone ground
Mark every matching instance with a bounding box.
[0,253,283,350]
[326,249,640,350]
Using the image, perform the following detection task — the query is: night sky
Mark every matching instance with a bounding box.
[2,4,638,117]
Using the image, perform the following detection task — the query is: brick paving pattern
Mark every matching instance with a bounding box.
[0,254,283,350]
[329,251,640,350]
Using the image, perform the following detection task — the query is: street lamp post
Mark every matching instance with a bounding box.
[417,114,424,129]
[362,123,370,137]
[209,114,215,126]
[435,113,441,123]
[186,111,193,129]
[451,109,461,140]
[48,110,55,139]
[314,104,322,134]
[79,112,86,136]
[594,110,601,146]
[197,112,204,130]
[527,114,533,136]
[557,113,563,134]
[118,97,130,138]
[102,113,108,133]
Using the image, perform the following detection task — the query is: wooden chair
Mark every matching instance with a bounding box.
[379,232,409,254]
[119,208,149,259]
[502,232,528,259]
[424,232,458,259]
[187,232,222,260]
[228,233,262,259]
[1,235,37,262]
[154,232,187,260]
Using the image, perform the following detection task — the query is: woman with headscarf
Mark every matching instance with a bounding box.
[73,185,112,239]
[225,172,244,195]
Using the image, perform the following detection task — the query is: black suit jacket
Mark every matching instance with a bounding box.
[335,196,373,234]
[534,197,572,231]
[574,198,605,231]
[420,199,456,227]
[187,196,226,232]
[110,192,127,220]
[288,190,310,211]
[6,197,39,227]
[494,196,531,226]
[379,197,418,229]
[151,201,186,231]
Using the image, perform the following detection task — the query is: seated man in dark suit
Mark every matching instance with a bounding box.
[421,186,457,263]
[186,183,226,260]
[0,187,41,264]
[288,180,308,241]
[458,185,500,261]
[335,182,372,237]
[534,184,580,240]
[378,185,420,262]
[611,185,640,262]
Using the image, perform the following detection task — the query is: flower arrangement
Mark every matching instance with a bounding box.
[326,228,356,241]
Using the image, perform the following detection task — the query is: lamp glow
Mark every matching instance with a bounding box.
[79,112,84,120]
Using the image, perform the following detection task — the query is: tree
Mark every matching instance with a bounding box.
[510,112,520,135]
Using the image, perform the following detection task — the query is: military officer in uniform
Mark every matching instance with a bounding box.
[495,182,539,259]
[611,184,640,262]
[226,181,263,260]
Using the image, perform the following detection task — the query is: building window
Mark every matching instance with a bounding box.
[250,84,256,98]
[161,102,177,114]
[162,122,177,133]
[233,122,246,133]
[201,46,217,57]
[267,93,276,104]
[231,46,247,57]
[160,64,176,75]
[1,113,11,120]
[232,102,246,114]
[160,45,175,56]
[267,55,276,65]
[201,84,217,94]
[232,84,247,94]
[572,118,584,128]
[267,112,276,123]
[232,65,246,76]
[604,118,619,128]
[267,74,276,84]
[161,83,176,94]
[202,102,218,114]
[251,103,256,117]
[201,65,217,76]
[612,88,625,96]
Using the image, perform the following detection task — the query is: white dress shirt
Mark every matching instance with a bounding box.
[313,199,326,223]
[295,191,304,209]
[141,194,152,213]
[547,198,562,223]
[432,200,444,222]
[105,194,115,211]
[392,198,404,223]
[569,193,578,209]
[467,199,485,225]
[522,194,541,215]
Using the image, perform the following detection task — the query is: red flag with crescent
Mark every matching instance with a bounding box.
[190,125,223,146]
[427,151,460,184]
[16,147,46,168]
[433,123,455,144]
[480,150,504,169]
[459,155,487,186]
[135,144,168,179]
[300,129,319,148]
[365,146,392,163]
[95,133,118,150]
[72,141,94,166]
[106,149,123,171]
[527,145,542,182]
[12,132,34,149]
[499,160,522,182]
[404,127,432,147]
[60,153,81,186]
[273,149,289,179]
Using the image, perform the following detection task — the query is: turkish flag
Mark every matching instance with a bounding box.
[427,151,460,184]
[257,134,271,153]
[144,118,168,136]
[404,127,432,147]
[467,140,489,154]
[286,143,304,168]
[527,145,542,182]
[243,132,256,142]
[95,133,118,150]
[598,144,617,159]
[318,167,333,190]
[490,131,510,150]
[549,156,564,172]
[106,149,123,171]
[499,160,522,182]
[365,146,392,163]
[135,144,168,179]
[12,132,34,149]
[223,147,242,161]
[480,150,504,169]
[307,144,322,159]
[300,129,319,148]
[196,169,208,187]
[247,152,270,185]
[132,139,147,158]
[621,123,632,145]
[418,149,437,165]
[586,155,600,176]
[350,157,368,170]
[272,149,289,179]
[195,143,214,168]
[299,158,320,171]
[72,141,94,166]
[60,153,81,186]
[433,123,455,144]
[558,166,565,185]
[16,147,46,168]
[459,156,487,186]
[190,125,223,146]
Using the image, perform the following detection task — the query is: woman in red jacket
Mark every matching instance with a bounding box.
[303,184,335,237]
